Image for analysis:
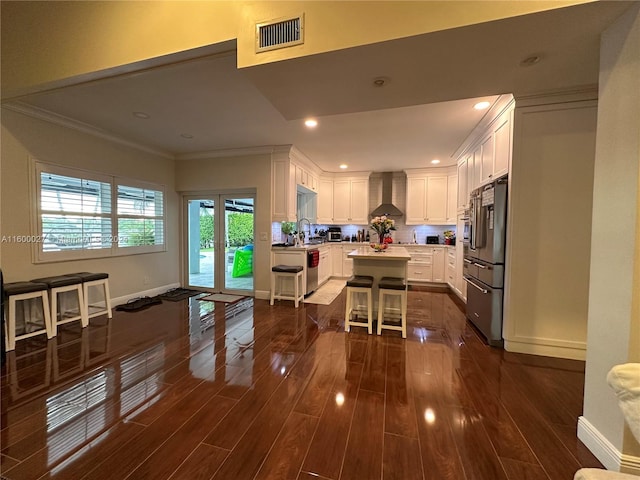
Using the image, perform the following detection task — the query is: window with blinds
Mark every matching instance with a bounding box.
[34,162,166,261]
[117,185,164,248]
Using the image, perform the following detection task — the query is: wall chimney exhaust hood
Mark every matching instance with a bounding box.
[371,172,403,217]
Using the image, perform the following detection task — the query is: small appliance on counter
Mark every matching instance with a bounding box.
[426,235,439,244]
[328,227,342,242]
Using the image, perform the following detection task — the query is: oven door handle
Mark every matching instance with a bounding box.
[463,276,488,294]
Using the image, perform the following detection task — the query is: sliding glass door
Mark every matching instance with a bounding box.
[184,194,254,294]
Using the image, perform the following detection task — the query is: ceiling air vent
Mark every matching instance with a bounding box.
[256,14,304,53]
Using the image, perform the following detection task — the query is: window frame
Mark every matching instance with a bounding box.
[33,161,167,263]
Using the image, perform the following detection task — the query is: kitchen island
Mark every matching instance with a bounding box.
[347,246,411,311]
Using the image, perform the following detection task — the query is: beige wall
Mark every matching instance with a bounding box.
[0,108,180,299]
[581,3,640,469]
[1,0,589,98]
[504,98,597,360]
[175,154,273,297]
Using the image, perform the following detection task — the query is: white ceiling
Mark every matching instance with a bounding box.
[5,1,633,173]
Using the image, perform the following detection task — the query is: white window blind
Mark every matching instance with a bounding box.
[34,162,166,261]
[40,172,113,252]
[117,185,164,248]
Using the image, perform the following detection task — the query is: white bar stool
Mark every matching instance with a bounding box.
[377,276,407,338]
[31,275,88,336]
[70,272,112,320]
[4,281,54,351]
[270,265,304,308]
[344,275,374,334]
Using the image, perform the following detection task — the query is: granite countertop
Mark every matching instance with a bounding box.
[346,246,411,261]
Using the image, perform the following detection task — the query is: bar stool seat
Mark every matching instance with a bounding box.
[4,281,53,351]
[270,265,304,308]
[344,275,374,334]
[31,275,88,335]
[377,276,407,338]
[68,272,112,320]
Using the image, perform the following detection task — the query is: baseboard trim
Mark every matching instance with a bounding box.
[504,338,586,360]
[577,417,640,474]
[111,283,181,307]
[254,289,270,300]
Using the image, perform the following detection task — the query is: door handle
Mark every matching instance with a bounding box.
[463,276,488,294]
[473,263,487,269]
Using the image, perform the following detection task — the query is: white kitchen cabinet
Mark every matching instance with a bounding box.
[317,177,334,224]
[272,147,320,222]
[342,245,354,277]
[446,174,458,224]
[406,246,447,283]
[457,156,470,212]
[405,167,456,225]
[480,134,495,185]
[331,244,342,276]
[332,176,369,224]
[318,246,331,286]
[446,247,456,288]
[471,145,482,191]
[432,247,445,282]
[493,109,512,180]
[455,214,467,301]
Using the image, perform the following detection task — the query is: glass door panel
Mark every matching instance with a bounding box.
[185,195,254,294]
[187,198,215,290]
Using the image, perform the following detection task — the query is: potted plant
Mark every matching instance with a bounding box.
[443,230,456,245]
[281,221,296,244]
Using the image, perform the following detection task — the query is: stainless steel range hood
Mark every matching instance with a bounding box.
[371,172,403,217]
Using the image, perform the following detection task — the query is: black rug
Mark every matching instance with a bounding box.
[115,296,163,312]
[159,288,208,302]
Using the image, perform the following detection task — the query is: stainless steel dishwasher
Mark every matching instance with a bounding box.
[306,249,319,295]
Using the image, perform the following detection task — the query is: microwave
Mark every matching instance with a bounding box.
[328,227,342,242]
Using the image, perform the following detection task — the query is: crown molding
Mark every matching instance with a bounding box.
[2,101,174,159]
[176,145,284,160]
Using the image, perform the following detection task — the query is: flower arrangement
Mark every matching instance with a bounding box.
[370,216,395,243]
[443,230,455,239]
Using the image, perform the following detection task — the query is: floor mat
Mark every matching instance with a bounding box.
[303,279,346,305]
[159,288,208,302]
[200,293,246,304]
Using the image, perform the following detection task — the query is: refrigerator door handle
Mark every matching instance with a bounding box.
[463,276,489,294]
[463,258,473,264]
[473,262,487,269]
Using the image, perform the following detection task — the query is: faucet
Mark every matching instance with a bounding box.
[412,229,417,244]
[297,218,311,245]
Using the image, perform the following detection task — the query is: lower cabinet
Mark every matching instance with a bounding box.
[331,245,343,276]
[406,246,448,284]
[318,246,330,286]
[342,245,354,278]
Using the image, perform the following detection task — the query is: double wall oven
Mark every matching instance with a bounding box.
[463,176,508,347]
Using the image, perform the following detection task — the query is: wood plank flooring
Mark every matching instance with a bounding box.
[1,288,603,480]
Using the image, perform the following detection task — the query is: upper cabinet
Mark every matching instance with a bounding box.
[272,146,321,222]
[405,167,457,225]
[331,175,369,224]
[317,176,334,224]
[455,96,515,210]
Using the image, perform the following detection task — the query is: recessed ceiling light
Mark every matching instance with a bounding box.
[180,133,194,139]
[304,119,318,128]
[473,101,491,110]
[133,111,150,119]
[339,164,348,169]
[431,159,441,164]
[372,76,390,87]
[520,55,541,67]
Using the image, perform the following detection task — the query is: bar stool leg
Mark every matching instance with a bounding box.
[42,292,53,340]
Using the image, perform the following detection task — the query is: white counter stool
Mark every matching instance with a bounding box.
[69,272,112,320]
[31,275,88,336]
[377,276,407,338]
[344,275,374,334]
[270,265,304,308]
[4,281,53,351]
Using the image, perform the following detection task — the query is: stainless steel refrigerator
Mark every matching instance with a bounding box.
[463,176,508,346]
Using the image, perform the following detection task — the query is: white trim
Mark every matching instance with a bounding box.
[504,336,586,360]
[577,416,640,475]
[111,282,180,307]
[254,289,270,300]
[3,102,173,159]
[176,145,284,161]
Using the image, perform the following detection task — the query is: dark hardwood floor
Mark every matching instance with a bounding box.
[1,288,602,480]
